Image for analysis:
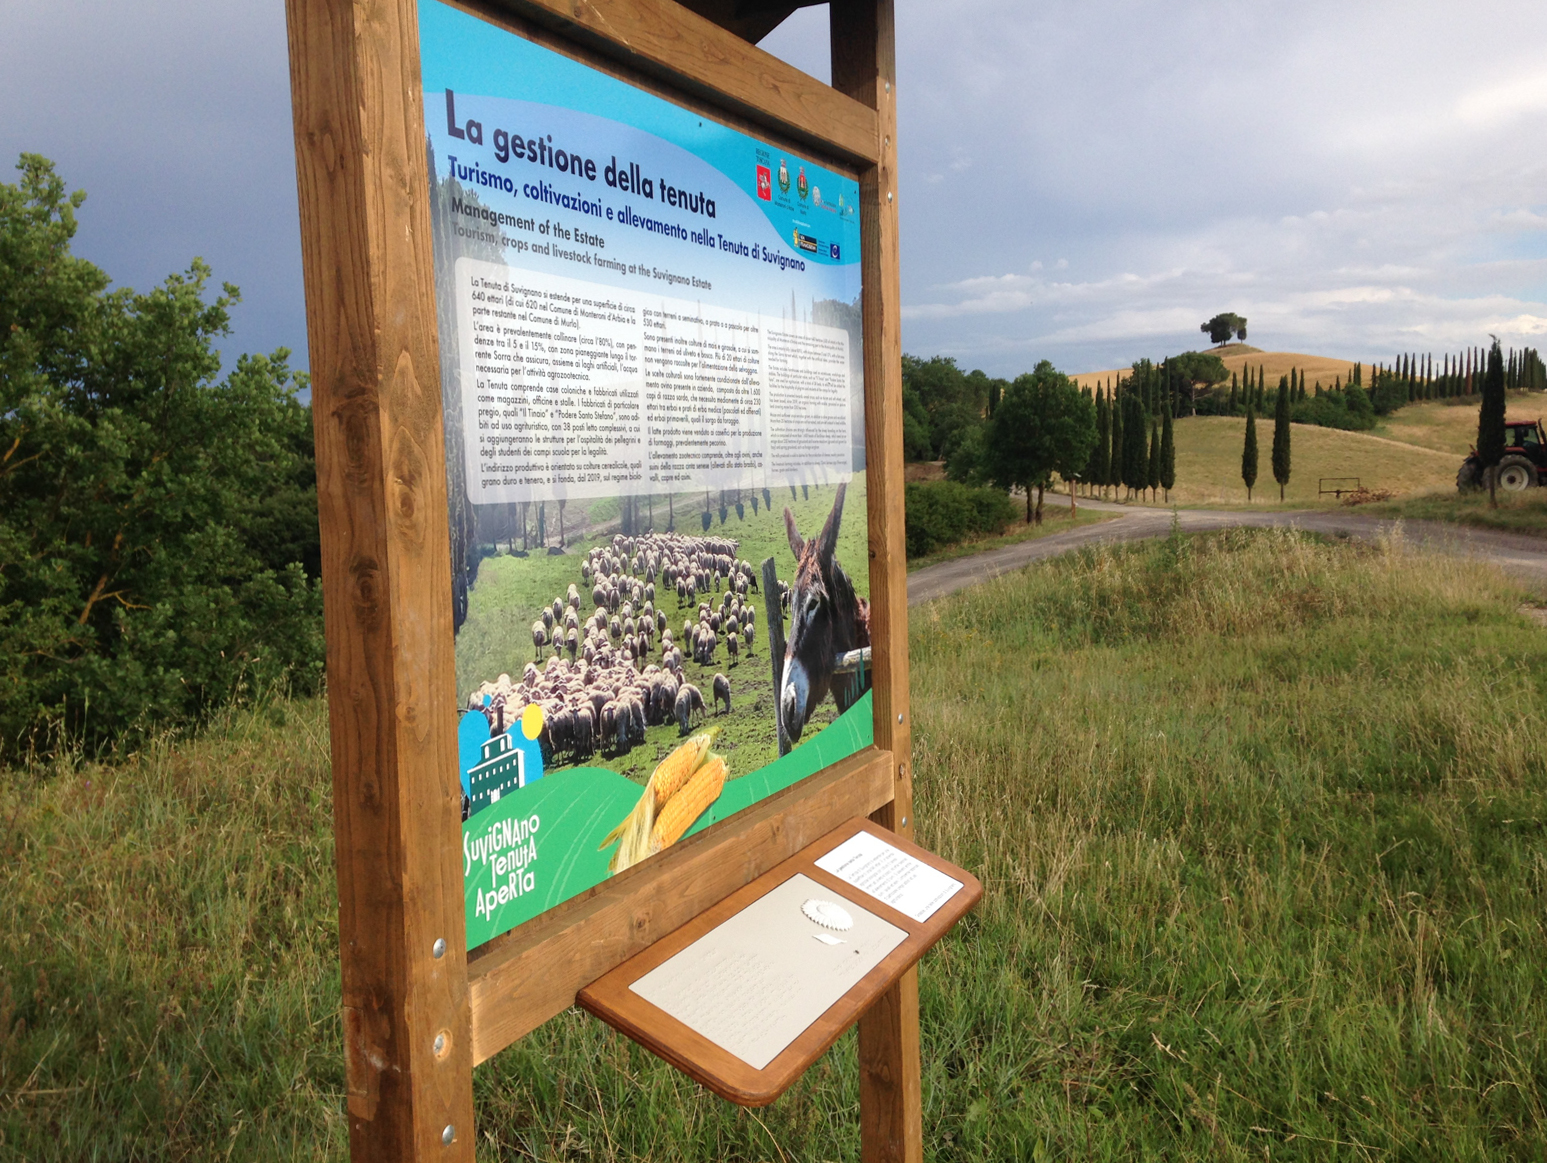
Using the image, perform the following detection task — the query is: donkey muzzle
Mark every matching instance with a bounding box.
[780,657,810,743]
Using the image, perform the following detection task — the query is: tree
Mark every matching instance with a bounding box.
[1088,387,1111,497]
[984,361,1097,524]
[1242,405,1259,501]
[1147,420,1162,501]
[1478,337,1507,507]
[1109,386,1125,498]
[1123,393,1148,499]
[1272,375,1292,500]
[1201,312,1248,346]
[1159,404,1176,501]
[902,354,989,461]
[1228,372,1238,413]
[0,154,323,759]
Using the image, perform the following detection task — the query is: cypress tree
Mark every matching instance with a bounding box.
[1479,337,1507,507]
[1126,394,1148,498]
[1272,374,1292,500]
[1256,366,1266,410]
[1159,403,1176,502]
[1228,372,1238,412]
[1242,405,1258,501]
[1148,421,1162,500]
[1093,388,1111,495]
[1109,386,1125,498]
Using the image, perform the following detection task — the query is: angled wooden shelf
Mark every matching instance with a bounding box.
[577,817,980,1106]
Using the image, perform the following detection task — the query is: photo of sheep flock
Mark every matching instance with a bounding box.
[455,476,872,794]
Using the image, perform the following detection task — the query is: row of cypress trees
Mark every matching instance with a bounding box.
[1239,378,1294,501]
[1085,384,1176,501]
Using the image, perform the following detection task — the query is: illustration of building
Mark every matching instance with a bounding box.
[467,729,524,817]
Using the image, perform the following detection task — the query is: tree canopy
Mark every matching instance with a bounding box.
[901,354,1004,463]
[1167,350,1230,387]
[984,361,1096,522]
[0,154,323,759]
[1201,312,1248,346]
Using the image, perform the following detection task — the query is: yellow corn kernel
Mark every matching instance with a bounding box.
[649,755,727,853]
[649,732,714,810]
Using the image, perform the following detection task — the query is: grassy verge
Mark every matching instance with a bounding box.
[1352,489,1547,538]
[906,505,1116,572]
[5,529,1547,1159]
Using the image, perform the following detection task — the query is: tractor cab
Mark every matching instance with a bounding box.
[1504,418,1547,461]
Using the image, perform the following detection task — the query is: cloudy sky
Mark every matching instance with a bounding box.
[5,0,1546,379]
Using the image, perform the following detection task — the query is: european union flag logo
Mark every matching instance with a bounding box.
[829,242,841,260]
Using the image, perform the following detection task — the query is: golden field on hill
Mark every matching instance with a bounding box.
[1072,348,1360,393]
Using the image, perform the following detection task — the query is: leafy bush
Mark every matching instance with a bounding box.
[904,480,1017,557]
[0,155,323,760]
[1290,393,1377,430]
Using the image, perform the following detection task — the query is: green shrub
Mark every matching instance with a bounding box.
[0,155,323,760]
[904,480,1017,557]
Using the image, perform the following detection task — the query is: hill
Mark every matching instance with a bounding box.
[1158,415,1457,505]
[1072,349,1360,392]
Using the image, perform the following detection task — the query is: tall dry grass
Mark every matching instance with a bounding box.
[3,527,1545,1160]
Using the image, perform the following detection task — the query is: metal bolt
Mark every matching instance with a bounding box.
[442,1124,456,1145]
[885,81,891,93]
[901,816,909,826]
[433,1032,447,1056]
[887,192,893,202]
[432,938,447,959]
[897,712,903,723]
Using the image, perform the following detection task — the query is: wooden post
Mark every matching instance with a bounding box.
[831,1,921,1161]
[285,0,474,1158]
[761,556,789,756]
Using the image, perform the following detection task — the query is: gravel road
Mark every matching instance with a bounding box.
[907,497,1547,605]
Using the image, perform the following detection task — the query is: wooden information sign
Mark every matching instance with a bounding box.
[283,0,948,1156]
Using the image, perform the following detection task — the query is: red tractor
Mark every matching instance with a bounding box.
[1457,418,1547,492]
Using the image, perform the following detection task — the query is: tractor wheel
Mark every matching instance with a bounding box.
[1457,456,1484,492]
[1497,455,1537,492]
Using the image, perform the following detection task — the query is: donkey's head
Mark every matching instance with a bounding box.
[780,484,863,744]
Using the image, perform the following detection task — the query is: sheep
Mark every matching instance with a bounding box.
[531,620,548,659]
[712,673,731,715]
[674,683,705,735]
[541,607,554,631]
[743,624,755,653]
[726,633,739,665]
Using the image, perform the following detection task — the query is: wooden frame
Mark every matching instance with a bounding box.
[285,0,914,1157]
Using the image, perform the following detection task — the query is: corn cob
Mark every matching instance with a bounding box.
[649,755,727,853]
[648,732,715,810]
[597,732,713,853]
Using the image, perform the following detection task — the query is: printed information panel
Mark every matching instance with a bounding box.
[420,1,873,950]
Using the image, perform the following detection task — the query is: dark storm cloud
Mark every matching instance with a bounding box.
[7,1,1547,381]
[0,0,304,370]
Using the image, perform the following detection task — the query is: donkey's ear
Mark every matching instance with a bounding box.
[784,507,804,557]
[815,482,846,562]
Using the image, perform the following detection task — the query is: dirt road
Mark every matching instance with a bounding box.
[907,498,1547,605]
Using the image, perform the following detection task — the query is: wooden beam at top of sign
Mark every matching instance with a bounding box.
[466,745,895,1064]
[675,0,823,45]
[485,0,879,166]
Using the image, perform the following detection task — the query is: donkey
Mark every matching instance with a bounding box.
[779,483,871,745]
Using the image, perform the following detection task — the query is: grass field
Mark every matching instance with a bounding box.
[1372,391,1546,458]
[905,503,1116,572]
[5,529,1547,1159]
[1119,414,1459,506]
